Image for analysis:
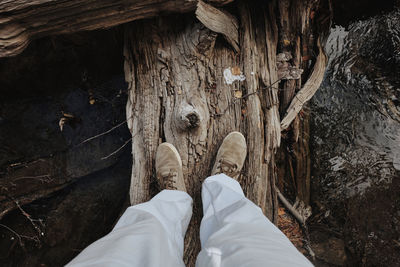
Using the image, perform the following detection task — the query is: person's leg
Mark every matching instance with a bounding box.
[67,143,192,267]
[196,132,313,267]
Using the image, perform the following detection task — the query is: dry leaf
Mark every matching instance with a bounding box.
[278,207,286,216]
[283,39,291,47]
[277,207,304,250]
[89,98,95,105]
[234,90,242,98]
[231,66,241,76]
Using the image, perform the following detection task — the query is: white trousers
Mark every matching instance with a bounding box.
[67,174,313,267]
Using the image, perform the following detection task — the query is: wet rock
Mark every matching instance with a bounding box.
[312,236,347,266]
[0,154,131,266]
[311,11,400,266]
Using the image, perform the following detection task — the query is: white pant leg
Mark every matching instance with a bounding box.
[67,190,192,267]
[196,174,313,267]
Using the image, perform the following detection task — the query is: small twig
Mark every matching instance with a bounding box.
[101,138,132,160]
[77,116,132,146]
[275,187,315,260]
[0,223,39,249]
[212,78,283,117]
[238,79,282,100]
[100,128,142,160]
[14,200,43,238]
[304,242,316,258]
[276,187,305,225]
[0,223,23,246]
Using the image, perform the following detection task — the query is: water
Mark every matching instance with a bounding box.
[312,21,400,200]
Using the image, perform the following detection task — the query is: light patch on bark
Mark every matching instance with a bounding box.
[223,68,246,84]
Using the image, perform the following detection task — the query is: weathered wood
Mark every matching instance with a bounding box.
[124,2,287,263]
[124,1,331,265]
[293,106,311,205]
[281,39,327,130]
[0,0,233,57]
[276,0,331,206]
[196,0,239,52]
[125,18,237,265]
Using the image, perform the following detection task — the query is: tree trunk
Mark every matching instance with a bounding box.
[124,0,331,265]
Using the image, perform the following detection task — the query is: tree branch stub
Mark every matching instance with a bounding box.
[196,0,239,52]
[281,38,327,130]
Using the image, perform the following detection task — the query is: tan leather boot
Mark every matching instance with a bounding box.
[156,143,186,192]
[211,131,247,179]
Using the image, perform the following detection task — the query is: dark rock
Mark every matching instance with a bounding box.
[312,236,347,266]
[0,29,131,266]
[311,11,400,266]
[332,0,396,26]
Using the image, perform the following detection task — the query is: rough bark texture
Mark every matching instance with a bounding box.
[0,0,233,57]
[124,0,331,265]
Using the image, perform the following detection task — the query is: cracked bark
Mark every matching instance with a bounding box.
[124,0,331,265]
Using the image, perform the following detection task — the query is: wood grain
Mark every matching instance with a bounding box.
[0,0,233,57]
[196,0,239,52]
[281,38,327,130]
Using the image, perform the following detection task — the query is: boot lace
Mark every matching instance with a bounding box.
[160,171,178,190]
[215,158,239,177]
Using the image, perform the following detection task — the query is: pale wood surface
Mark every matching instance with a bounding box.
[196,0,239,52]
[281,39,327,130]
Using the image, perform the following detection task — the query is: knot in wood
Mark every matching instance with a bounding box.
[175,104,202,131]
[185,112,200,129]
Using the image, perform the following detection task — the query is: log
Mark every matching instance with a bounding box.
[0,0,233,57]
[124,1,331,265]
[124,1,286,264]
